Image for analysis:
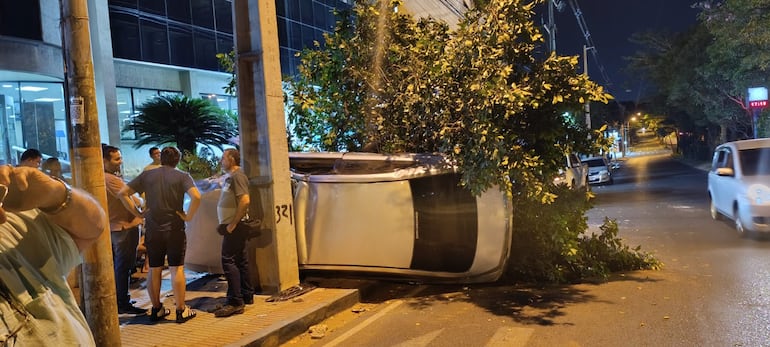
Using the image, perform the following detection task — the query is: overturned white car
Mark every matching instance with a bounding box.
[185,152,513,283]
[290,152,512,283]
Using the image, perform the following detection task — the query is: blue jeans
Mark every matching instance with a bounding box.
[111,226,140,307]
[220,223,253,306]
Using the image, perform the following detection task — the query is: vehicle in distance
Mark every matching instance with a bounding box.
[290,152,513,283]
[584,156,613,185]
[553,153,588,189]
[708,138,770,237]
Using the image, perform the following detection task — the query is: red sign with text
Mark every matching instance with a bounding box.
[749,100,768,108]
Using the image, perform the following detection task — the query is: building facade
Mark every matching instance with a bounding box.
[0,0,466,177]
[0,0,351,177]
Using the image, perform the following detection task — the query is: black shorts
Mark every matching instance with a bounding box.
[144,216,187,267]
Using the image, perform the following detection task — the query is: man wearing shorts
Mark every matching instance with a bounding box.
[118,146,201,323]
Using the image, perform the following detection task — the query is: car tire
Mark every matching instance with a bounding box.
[709,199,722,221]
[734,208,748,238]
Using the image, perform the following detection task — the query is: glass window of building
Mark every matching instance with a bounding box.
[200,93,237,113]
[168,0,192,23]
[193,28,218,70]
[0,82,68,176]
[169,25,195,67]
[110,12,141,61]
[117,87,182,141]
[140,18,170,64]
[0,1,42,40]
[214,0,233,34]
[191,0,215,29]
[138,0,165,16]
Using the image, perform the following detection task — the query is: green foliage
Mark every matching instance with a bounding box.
[127,95,238,155]
[287,0,613,202]
[178,147,221,180]
[630,0,770,143]
[574,217,662,279]
[216,51,237,96]
[505,186,660,283]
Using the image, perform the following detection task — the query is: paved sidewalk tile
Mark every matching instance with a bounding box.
[119,272,360,347]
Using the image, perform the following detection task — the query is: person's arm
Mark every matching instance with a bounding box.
[227,192,250,233]
[0,166,107,252]
[176,187,201,222]
[117,184,143,219]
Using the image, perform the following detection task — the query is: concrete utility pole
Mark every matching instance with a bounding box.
[232,0,300,294]
[60,0,120,345]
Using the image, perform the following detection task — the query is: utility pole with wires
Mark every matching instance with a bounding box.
[543,0,565,53]
[59,0,121,344]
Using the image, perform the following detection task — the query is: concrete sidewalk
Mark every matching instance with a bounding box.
[119,271,365,347]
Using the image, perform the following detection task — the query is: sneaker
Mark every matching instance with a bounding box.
[118,304,147,315]
[214,304,245,317]
[243,295,254,305]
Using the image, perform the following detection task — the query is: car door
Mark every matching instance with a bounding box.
[710,147,736,217]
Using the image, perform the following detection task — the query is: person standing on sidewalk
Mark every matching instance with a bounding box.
[18,148,43,168]
[214,148,255,317]
[118,146,201,323]
[102,144,146,315]
[143,147,162,172]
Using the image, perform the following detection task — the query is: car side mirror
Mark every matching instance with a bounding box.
[715,167,734,177]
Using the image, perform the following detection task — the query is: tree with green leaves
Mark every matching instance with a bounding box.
[288,0,612,202]
[285,0,658,283]
[127,95,238,155]
[628,0,770,146]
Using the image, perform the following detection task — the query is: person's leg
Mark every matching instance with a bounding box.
[166,224,191,312]
[144,225,167,310]
[169,265,186,310]
[233,226,253,301]
[112,227,141,310]
[147,266,163,308]
[220,226,243,305]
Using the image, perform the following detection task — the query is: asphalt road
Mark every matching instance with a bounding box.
[287,142,770,346]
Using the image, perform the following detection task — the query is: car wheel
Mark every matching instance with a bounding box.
[709,199,722,220]
[734,208,748,238]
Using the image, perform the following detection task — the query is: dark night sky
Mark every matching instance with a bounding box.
[548,1,700,102]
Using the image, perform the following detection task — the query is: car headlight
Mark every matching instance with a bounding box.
[747,184,770,205]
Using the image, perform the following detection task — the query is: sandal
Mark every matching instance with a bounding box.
[149,305,170,322]
[176,305,197,323]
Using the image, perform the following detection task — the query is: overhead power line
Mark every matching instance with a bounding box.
[566,0,613,90]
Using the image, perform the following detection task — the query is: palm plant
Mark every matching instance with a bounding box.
[127,95,238,155]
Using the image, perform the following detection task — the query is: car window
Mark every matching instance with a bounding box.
[585,158,606,167]
[713,149,732,170]
[738,148,770,176]
[568,154,581,167]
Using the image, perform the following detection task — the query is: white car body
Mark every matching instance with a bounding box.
[708,138,770,236]
[584,156,613,185]
[185,152,514,283]
[291,152,513,283]
[554,153,588,189]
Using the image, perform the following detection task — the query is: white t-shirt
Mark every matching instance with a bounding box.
[0,209,95,346]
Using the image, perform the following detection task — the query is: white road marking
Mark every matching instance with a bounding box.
[392,329,444,347]
[484,327,534,347]
[322,285,426,347]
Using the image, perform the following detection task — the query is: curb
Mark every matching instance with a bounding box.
[227,288,361,347]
